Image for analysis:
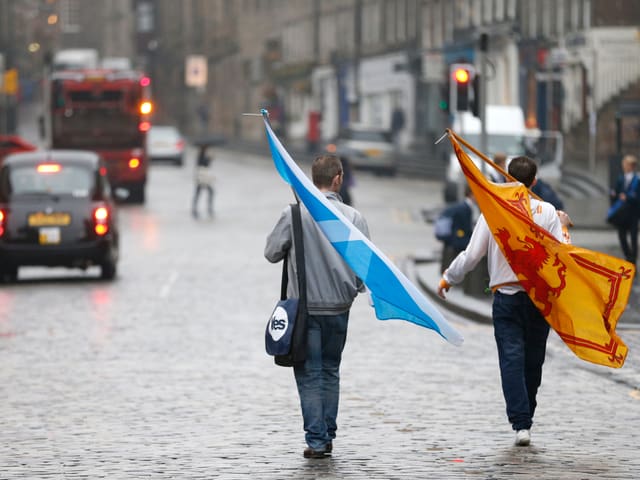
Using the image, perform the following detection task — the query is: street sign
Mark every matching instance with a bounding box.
[185,55,207,88]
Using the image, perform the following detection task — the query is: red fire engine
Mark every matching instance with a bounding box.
[44,68,153,203]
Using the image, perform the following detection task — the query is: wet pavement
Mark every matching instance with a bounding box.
[1,116,639,478]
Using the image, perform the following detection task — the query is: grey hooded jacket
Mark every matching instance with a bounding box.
[264,192,370,315]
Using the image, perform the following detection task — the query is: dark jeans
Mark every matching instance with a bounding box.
[492,291,550,431]
[192,184,214,216]
[617,219,638,265]
[293,312,349,450]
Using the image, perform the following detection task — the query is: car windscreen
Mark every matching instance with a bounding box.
[7,163,93,198]
[149,127,180,142]
[463,134,524,156]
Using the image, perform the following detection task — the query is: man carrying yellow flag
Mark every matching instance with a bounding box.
[437,133,631,447]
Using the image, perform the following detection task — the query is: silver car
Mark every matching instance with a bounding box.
[147,125,185,166]
[332,125,397,176]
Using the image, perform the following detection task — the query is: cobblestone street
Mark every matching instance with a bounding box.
[0,149,638,479]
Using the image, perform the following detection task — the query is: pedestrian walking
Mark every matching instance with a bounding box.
[434,186,475,273]
[192,145,214,218]
[338,155,355,206]
[390,105,405,147]
[489,152,507,183]
[531,177,564,210]
[436,156,571,447]
[264,154,370,459]
[609,154,640,267]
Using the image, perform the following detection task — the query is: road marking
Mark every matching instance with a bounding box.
[159,271,179,298]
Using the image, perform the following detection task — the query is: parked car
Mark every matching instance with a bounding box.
[0,150,120,281]
[329,125,397,176]
[147,125,185,166]
[0,135,37,166]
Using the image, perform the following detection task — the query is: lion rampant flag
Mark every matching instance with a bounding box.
[447,130,631,368]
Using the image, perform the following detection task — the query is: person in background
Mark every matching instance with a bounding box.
[437,156,571,447]
[435,186,475,273]
[338,155,354,206]
[489,152,507,183]
[610,154,640,266]
[531,177,564,211]
[390,105,405,147]
[192,145,214,218]
[264,155,369,459]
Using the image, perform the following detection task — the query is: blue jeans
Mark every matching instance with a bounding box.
[293,312,349,450]
[493,291,550,431]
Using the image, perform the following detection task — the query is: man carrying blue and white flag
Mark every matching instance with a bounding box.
[265,154,369,459]
[261,111,463,346]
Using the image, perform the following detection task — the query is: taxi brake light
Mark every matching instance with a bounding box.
[128,158,141,169]
[37,164,62,174]
[0,209,5,237]
[94,207,109,221]
[140,76,151,87]
[139,121,151,132]
[93,206,109,236]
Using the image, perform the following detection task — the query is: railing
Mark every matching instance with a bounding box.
[563,27,640,132]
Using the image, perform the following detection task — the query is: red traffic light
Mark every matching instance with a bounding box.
[454,68,470,84]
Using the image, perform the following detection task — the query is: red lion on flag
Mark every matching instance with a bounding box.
[496,228,567,316]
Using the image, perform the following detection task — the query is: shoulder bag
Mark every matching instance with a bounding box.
[265,203,308,367]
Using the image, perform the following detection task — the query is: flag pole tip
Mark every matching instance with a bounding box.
[435,131,450,145]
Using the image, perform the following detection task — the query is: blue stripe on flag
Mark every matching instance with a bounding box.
[262,112,463,346]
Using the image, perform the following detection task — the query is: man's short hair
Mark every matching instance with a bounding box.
[312,155,342,188]
[508,156,537,187]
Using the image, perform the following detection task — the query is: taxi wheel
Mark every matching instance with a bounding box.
[100,261,117,280]
[0,266,18,283]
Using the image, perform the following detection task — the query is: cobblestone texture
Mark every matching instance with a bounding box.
[0,149,638,479]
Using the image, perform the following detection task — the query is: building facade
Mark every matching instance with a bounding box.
[2,0,639,170]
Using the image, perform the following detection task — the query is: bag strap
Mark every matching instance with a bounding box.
[278,203,306,307]
[279,256,288,301]
[290,203,307,312]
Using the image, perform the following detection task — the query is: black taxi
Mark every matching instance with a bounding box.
[0,150,120,281]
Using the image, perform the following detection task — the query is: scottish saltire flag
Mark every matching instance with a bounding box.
[448,130,630,368]
[262,110,463,346]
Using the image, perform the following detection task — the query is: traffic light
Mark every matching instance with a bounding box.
[449,63,476,113]
[439,84,449,112]
[471,74,480,117]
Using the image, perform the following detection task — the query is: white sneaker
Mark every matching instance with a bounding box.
[515,429,531,446]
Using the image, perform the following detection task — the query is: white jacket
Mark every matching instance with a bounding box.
[443,198,564,295]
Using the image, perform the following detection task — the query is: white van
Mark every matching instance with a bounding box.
[444,105,563,203]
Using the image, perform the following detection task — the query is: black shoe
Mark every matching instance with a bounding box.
[303,447,328,459]
[326,442,333,454]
